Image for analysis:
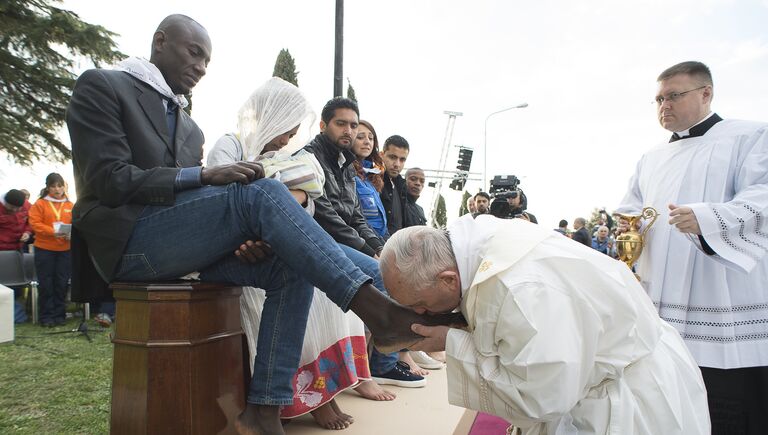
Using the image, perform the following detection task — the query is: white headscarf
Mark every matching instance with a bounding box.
[238,77,315,161]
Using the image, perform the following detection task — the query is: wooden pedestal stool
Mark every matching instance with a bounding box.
[109,281,246,435]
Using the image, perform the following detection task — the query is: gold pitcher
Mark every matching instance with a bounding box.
[615,207,659,279]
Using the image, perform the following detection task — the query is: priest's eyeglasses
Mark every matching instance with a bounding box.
[654,86,707,105]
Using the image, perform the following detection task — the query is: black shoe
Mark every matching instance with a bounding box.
[371,362,427,388]
[41,322,54,328]
[54,319,66,326]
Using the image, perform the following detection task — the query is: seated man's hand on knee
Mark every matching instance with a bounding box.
[235,240,273,263]
[202,162,265,185]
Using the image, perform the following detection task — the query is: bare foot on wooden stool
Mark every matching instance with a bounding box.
[310,400,352,430]
[236,404,284,435]
[399,351,430,376]
[354,379,396,401]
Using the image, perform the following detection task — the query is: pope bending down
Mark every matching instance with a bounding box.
[379,216,710,434]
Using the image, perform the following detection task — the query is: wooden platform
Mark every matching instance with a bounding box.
[283,368,475,435]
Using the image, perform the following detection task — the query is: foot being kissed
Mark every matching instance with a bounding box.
[349,283,467,354]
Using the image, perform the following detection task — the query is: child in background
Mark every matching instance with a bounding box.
[28,173,73,327]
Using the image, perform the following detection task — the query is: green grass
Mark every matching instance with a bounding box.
[0,318,112,434]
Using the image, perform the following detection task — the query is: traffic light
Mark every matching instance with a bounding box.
[449,174,467,191]
[456,147,473,172]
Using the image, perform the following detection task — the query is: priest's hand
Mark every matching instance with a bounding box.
[668,204,702,235]
[235,240,273,263]
[409,324,449,352]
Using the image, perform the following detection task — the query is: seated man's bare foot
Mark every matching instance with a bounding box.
[354,379,396,401]
[310,401,351,430]
[372,310,467,353]
[428,351,446,363]
[399,351,430,376]
[236,404,284,435]
[329,399,354,424]
[350,284,468,353]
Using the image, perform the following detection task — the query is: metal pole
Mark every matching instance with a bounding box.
[483,103,528,189]
[430,111,462,225]
[333,0,344,97]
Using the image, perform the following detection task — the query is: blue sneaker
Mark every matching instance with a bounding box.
[371,361,427,388]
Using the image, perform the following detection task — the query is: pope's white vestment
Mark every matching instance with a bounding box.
[445,216,709,435]
[616,117,768,369]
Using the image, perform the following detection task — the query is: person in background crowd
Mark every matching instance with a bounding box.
[571,217,591,247]
[466,196,476,215]
[507,189,538,224]
[593,209,614,235]
[591,225,615,257]
[403,167,427,227]
[554,219,568,236]
[379,135,410,236]
[28,173,73,327]
[0,189,32,252]
[472,192,490,217]
[1,189,33,323]
[352,120,389,240]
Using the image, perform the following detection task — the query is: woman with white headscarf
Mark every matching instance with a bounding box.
[208,77,392,430]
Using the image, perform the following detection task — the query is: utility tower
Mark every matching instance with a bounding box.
[430,111,463,224]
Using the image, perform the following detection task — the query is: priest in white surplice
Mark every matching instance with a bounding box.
[616,61,768,434]
[379,218,709,435]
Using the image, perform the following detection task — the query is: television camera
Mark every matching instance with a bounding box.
[488,175,528,220]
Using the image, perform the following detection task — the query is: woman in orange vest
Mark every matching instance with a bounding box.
[28,173,73,327]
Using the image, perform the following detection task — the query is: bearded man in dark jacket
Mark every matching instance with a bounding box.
[300,98,383,257]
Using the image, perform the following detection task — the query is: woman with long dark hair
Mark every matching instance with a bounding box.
[352,120,388,240]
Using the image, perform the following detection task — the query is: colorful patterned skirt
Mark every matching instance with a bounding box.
[240,287,371,417]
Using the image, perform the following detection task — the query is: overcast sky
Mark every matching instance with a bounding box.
[2,0,767,228]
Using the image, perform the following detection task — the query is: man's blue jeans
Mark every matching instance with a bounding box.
[336,244,398,376]
[114,179,372,405]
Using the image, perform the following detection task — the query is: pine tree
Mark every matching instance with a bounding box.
[346,78,357,102]
[272,48,298,86]
[459,191,471,216]
[432,194,447,229]
[0,0,123,165]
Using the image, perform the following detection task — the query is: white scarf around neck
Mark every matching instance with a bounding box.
[449,215,496,296]
[115,57,189,108]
